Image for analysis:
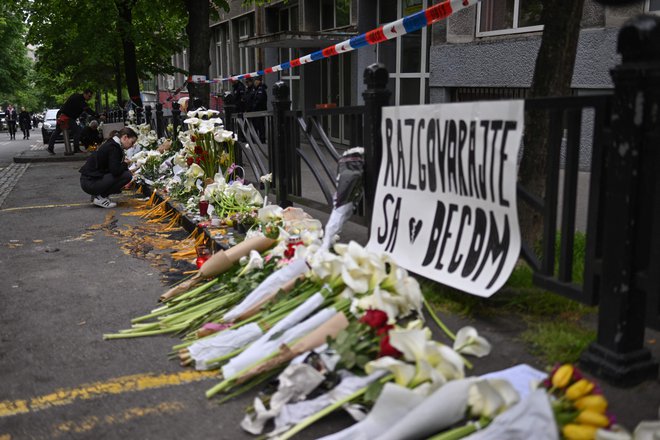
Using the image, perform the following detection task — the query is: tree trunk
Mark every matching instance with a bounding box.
[518,0,585,247]
[115,0,143,107]
[185,0,211,109]
[114,56,123,107]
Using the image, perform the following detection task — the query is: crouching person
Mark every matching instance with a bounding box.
[79,127,137,208]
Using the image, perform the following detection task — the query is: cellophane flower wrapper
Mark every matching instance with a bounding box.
[321,148,365,251]
[269,370,386,438]
[241,362,327,434]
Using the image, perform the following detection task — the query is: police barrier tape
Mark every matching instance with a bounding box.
[186,0,481,85]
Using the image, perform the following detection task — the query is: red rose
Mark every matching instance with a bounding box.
[359,309,389,329]
[186,157,194,166]
[195,157,201,165]
[190,135,197,142]
[376,324,394,336]
[378,334,402,358]
[194,145,203,155]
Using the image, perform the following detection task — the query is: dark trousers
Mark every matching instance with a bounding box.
[21,126,30,139]
[7,121,16,139]
[80,171,132,198]
[253,117,266,142]
[49,121,82,152]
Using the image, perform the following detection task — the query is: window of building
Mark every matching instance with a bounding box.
[647,0,660,13]
[279,3,299,32]
[477,0,543,37]
[377,0,430,106]
[238,15,256,74]
[320,0,351,30]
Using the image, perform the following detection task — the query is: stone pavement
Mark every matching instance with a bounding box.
[0,149,658,439]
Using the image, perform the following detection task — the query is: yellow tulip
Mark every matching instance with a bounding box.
[566,379,595,400]
[552,364,574,388]
[563,424,598,440]
[575,410,610,428]
[574,394,608,413]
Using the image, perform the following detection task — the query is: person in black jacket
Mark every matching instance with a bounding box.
[230,78,246,113]
[252,77,268,142]
[48,89,96,155]
[79,127,137,209]
[5,104,17,140]
[18,107,31,140]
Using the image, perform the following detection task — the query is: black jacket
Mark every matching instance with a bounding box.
[80,126,102,147]
[79,137,128,178]
[19,111,31,129]
[59,93,96,120]
[254,84,268,111]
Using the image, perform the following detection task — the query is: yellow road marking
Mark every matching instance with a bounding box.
[0,202,89,212]
[0,371,217,418]
[51,401,185,437]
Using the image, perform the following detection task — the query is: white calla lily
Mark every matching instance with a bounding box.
[365,357,416,386]
[468,379,519,418]
[453,326,492,358]
[184,117,200,126]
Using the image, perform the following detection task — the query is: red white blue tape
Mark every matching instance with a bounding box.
[187,0,480,84]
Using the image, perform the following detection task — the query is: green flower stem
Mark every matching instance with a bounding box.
[103,324,186,339]
[423,297,456,341]
[277,374,393,440]
[426,417,491,440]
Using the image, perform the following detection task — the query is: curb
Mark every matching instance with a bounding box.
[13,151,90,164]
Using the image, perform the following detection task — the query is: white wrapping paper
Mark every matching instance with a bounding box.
[318,382,427,440]
[188,323,263,371]
[222,258,309,322]
[222,307,337,378]
[378,379,474,440]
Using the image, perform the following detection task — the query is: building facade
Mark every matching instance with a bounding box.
[154,0,658,144]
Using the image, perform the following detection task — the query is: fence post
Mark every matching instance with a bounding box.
[136,107,143,124]
[144,105,152,127]
[272,81,292,208]
[362,63,391,227]
[172,101,181,141]
[580,14,660,386]
[155,103,164,138]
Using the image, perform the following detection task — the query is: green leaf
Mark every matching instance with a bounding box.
[364,380,385,403]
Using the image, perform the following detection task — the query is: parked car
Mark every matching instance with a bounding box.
[0,113,5,131]
[42,109,64,144]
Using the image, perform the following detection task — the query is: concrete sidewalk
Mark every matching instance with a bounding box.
[0,161,658,439]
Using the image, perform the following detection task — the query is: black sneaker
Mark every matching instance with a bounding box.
[47,148,55,155]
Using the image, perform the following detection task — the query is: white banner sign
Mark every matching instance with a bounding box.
[367,100,524,297]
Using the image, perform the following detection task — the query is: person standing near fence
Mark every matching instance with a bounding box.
[230,77,246,113]
[252,76,268,142]
[5,104,17,140]
[18,107,31,140]
[48,89,97,155]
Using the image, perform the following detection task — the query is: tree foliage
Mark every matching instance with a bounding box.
[0,2,31,100]
[26,0,188,106]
